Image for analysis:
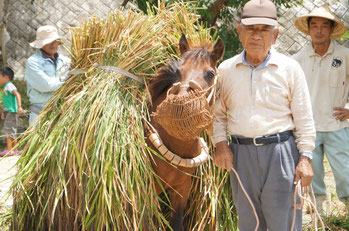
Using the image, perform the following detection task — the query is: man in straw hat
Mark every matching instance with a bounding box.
[292,5,349,214]
[25,25,70,125]
[212,0,315,230]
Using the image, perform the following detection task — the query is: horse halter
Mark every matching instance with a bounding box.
[153,75,217,141]
[148,132,210,167]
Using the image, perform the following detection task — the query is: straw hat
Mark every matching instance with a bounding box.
[295,5,347,40]
[30,25,61,49]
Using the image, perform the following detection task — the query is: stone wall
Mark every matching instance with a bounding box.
[6,0,130,79]
[5,0,349,80]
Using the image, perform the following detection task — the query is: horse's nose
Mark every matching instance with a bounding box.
[169,81,202,96]
[177,85,191,96]
[168,82,182,95]
[168,82,191,96]
[178,80,202,95]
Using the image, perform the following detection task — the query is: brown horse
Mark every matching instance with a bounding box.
[145,35,224,231]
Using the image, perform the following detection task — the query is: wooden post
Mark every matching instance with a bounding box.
[0,0,9,66]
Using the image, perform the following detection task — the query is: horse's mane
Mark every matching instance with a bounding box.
[149,45,213,102]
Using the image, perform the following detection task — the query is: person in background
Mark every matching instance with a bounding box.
[25,25,70,125]
[212,0,316,230]
[292,5,349,214]
[0,66,23,156]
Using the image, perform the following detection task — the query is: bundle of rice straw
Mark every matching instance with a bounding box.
[7,2,236,230]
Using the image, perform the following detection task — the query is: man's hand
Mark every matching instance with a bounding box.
[333,107,349,121]
[213,141,234,170]
[0,112,4,120]
[294,156,313,187]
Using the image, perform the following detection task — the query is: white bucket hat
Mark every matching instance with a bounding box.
[30,25,61,49]
[295,5,347,40]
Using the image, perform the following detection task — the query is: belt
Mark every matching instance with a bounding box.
[230,130,293,146]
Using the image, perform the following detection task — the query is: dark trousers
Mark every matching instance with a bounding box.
[229,136,302,231]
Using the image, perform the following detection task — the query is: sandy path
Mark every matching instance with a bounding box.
[0,155,19,208]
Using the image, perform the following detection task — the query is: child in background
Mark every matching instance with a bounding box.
[0,67,23,156]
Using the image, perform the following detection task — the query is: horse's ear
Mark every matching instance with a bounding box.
[211,38,224,63]
[179,34,190,55]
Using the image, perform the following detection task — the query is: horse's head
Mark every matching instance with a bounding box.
[150,35,224,141]
[174,35,224,99]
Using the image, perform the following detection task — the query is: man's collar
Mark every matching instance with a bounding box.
[307,40,334,57]
[40,49,59,59]
[238,49,276,69]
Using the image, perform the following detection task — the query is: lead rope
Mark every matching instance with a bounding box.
[291,181,325,230]
[230,166,259,231]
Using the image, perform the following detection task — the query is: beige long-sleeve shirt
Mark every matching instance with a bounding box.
[292,41,349,132]
[212,50,316,154]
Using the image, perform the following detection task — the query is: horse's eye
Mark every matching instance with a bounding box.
[206,70,215,80]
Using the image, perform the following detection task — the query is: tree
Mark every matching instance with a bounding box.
[0,0,10,65]
[125,0,303,59]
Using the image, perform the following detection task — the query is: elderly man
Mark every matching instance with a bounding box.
[292,5,349,214]
[212,0,316,230]
[25,25,70,125]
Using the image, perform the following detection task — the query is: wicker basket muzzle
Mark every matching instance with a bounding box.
[153,89,213,141]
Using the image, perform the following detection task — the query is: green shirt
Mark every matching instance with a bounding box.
[3,81,18,113]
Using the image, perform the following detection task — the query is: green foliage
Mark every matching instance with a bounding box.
[132,0,303,58]
[341,30,349,40]
[303,214,349,230]
[24,0,35,4]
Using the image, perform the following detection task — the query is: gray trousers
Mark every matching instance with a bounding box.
[229,136,302,231]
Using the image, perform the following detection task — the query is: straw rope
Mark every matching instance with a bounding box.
[148,132,209,167]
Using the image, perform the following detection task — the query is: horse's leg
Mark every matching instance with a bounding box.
[169,177,192,231]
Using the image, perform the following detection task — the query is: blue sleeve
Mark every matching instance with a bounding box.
[25,58,64,93]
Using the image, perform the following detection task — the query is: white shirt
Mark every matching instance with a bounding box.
[292,41,349,132]
[213,50,316,154]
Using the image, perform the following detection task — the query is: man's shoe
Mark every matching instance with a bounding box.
[0,150,9,157]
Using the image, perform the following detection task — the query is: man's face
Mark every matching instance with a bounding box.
[237,24,279,58]
[0,74,6,86]
[41,40,60,57]
[308,17,334,46]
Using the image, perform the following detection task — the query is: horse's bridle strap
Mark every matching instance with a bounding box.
[148,133,209,168]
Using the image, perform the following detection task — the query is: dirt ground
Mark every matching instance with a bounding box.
[0,155,18,209]
[302,157,348,230]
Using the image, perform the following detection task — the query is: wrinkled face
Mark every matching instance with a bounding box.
[308,17,334,46]
[237,24,278,58]
[41,40,60,57]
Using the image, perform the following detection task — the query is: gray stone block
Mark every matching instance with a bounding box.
[288,42,303,56]
[335,4,347,17]
[313,0,325,7]
[302,1,315,11]
[35,9,51,23]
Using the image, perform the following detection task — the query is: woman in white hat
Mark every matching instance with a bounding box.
[25,25,71,125]
[292,5,349,214]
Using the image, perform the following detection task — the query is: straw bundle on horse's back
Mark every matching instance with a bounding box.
[7,2,236,231]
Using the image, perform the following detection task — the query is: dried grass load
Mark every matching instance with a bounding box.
[7,2,236,230]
